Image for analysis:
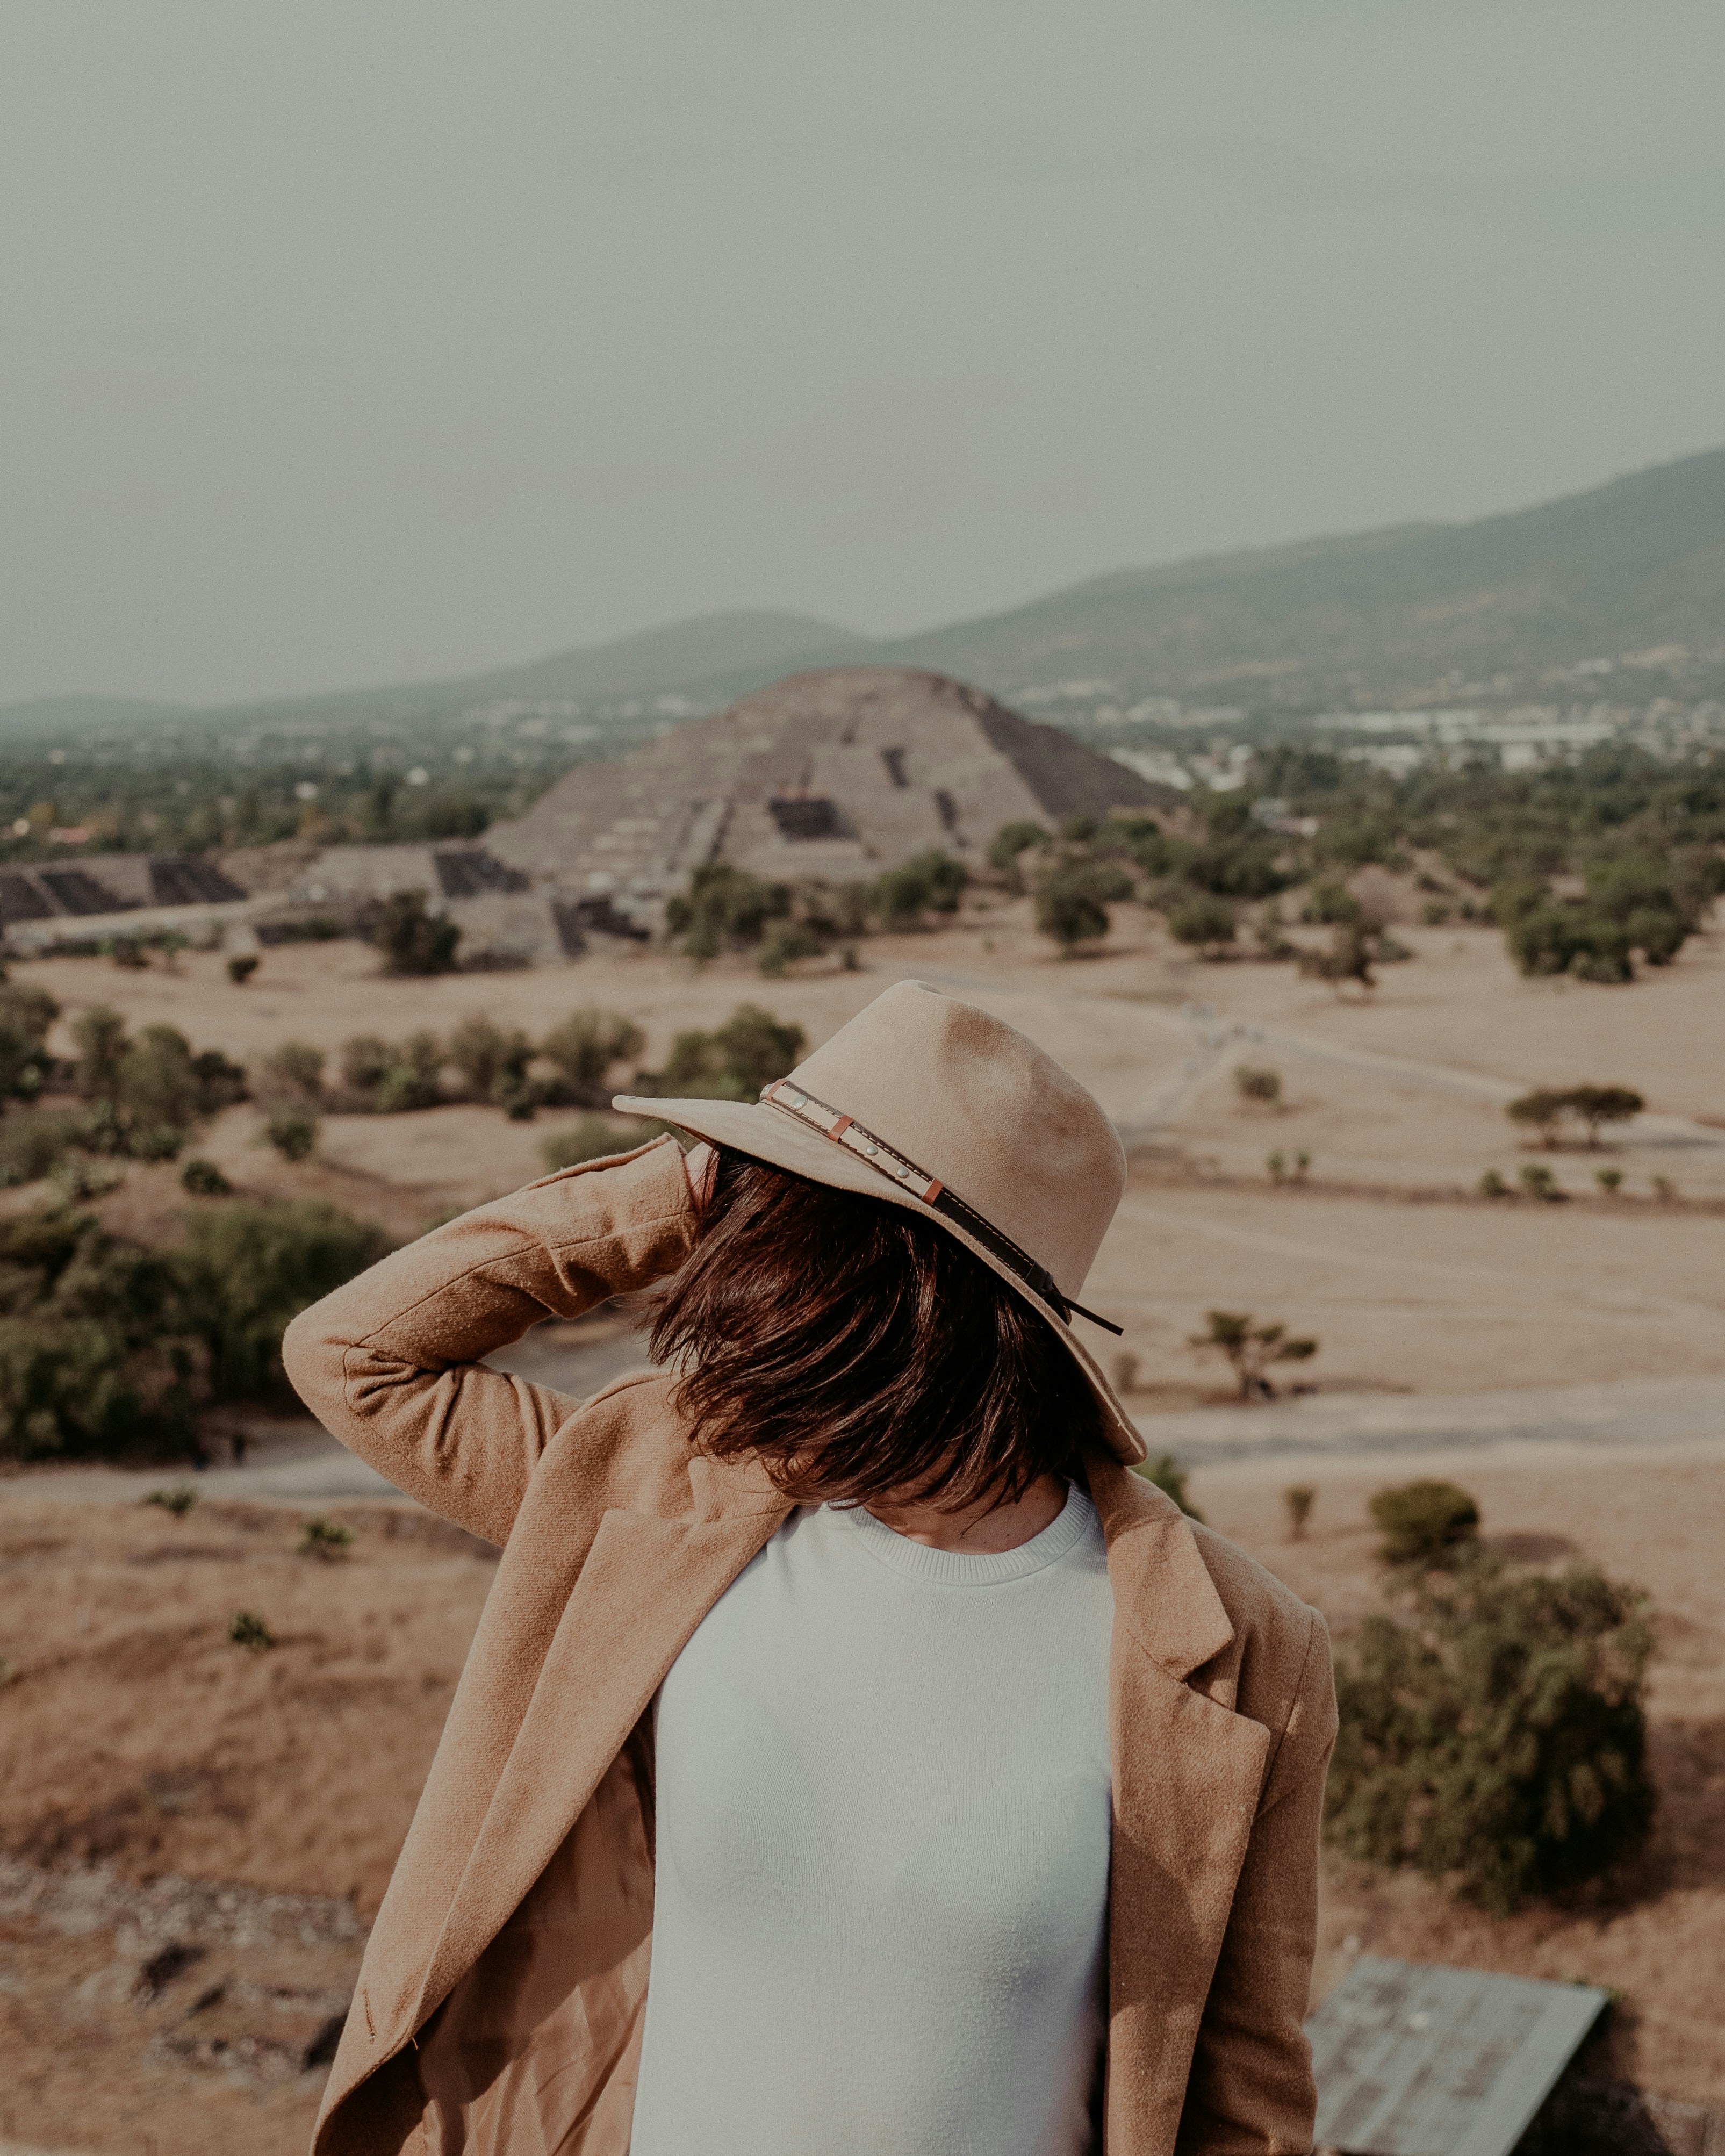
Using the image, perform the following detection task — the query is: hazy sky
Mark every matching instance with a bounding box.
[4,1,1722,706]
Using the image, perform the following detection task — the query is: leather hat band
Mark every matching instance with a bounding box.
[760,1080,1123,1337]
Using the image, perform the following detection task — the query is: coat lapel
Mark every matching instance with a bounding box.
[1087,1460,1276,2153]
[412,1469,789,2032]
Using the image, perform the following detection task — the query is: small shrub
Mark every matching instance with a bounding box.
[988,820,1050,889]
[300,1517,354,1560]
[1595,1167,1624,1196]
[1267,1150,1285,1184]
[1298,922,1376,994]
[538,1010,646,1104]
[758,923,827,977]
[1166,893,1237,957]
[1478,1168,1511,1198]
[540,1114,676,1172]
[372,1031,445,1114]
[229,1610,275,1652]
[1189,1310,1318,1400]
[261,1041,325,1103]
[1325,1552,1655,1912]
[1283,1485,1316,1540]
[1302,881,1361,926]
[146,1485,198,1519]
[665,863,790,957]
[1292,1149,1311,1182]
[1652,1175,1678,1203]
[179,1158,232,1197]
[636,1005,804,1103]
[1368,1478,1479,1567]
[1234,1065,1282,1106]
[1420,900,1451,925]
[375,891,460,976]
[448,1015,533,1106]
[110,937,150,971]
[174,1199,391,1400]
[1139,1452,1202,1521]
[1519,1161,1566,1202]
[870,851,967,930]
[227,954,260,985]
[264,1112,318,1163]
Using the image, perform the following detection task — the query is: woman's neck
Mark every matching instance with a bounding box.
[865,1473,1069,1555]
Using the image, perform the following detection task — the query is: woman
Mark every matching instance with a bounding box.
[285,980,1335,2156]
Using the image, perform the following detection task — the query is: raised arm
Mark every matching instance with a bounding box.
[281,1135,699,1545]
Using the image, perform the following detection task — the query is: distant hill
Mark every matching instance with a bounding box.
[5,444,1722,750]
[872,444,1725,708]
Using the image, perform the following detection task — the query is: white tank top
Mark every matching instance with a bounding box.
[629,1481,1115,2156]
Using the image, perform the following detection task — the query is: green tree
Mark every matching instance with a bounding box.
[376,891,461,976]
[1034,862,1122,953]
[1189,1310,1317,1400]
[664,864,790,958]
[449,1015,533,1105]
[174,1200,390,1398]
[1326,1551,1655,1912]
[1565,1084,1643,1146]
[1166,893,1237,958]
[644,1004,805,1102]
[538,1010,647,1103]
[0,983,59,1105]
[988,821,1050,889]
[870,851,967,930]
[1507,1088,1568,1148]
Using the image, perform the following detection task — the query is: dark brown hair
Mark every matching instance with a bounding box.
[650,1147,1102,1511]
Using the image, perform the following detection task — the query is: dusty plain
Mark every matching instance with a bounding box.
[3,890,1724,2150]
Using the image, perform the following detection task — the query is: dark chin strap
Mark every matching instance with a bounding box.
[760,1080,1124,1338]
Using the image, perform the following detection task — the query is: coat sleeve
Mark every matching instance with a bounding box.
[281,1136,699,1546]
[1177,1608,1338,2155]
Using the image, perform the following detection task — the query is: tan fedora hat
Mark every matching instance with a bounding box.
[614,978,1146,1465]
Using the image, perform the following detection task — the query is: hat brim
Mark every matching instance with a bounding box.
[613,1093,1146,1467]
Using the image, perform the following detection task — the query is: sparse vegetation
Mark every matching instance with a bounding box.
[1509,1084,1643,1149]
[179,1159,232,1197]
[226,954,259,986]
[145,1485,198,1519]
[264,1112,318,1163]
[1139,1451,1202,1520]
[1326,1536,1656,1913]
[375,890,461,976]
[1188,1310,1318,1400]
[1234,1066,1282,1106]
[228,1611,275,1652]
[1283,1485,1316,1540]
[1596,1166,1624,1195]
[634,1004,804,1103]
[537,1009,646,1104]
[1518,1161,1566,1202]
[1368,1478,1480,1567]
[300,1517,354,1560]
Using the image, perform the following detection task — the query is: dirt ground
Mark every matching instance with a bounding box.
[13,901,1724,1396]
[4,904,1724,2149]
[2,1449,1721,2152]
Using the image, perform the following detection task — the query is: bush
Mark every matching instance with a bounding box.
[1368,1478,1479,1566]
[174,1199,390,1399]
[1189,1310,1317,1400]
[229,1610,275,1652]
[1234,1066,1282,1106]
[988,820,1050,889]
[300,1517,354,1560]
[1166,893,1237,957]
[538,1010,646,1104]
[342,1030,445,1113]
[1301,880,1361,926]
[264,1112,318,1162]
[757,923,827,977]
[637,1004,804,1103]
[146,1485,197,1518]
[0,1211,192,1461]
[1325,1553,1655,1911]
[1034,870,1109,952]
[375,891,460,976]
[869,851,967,930]
[181,1158,232,1197]
[540,1115,677,1172]
[0,983,59,1103]
[227,954,260,985]
[261,1041,325,1103]
[1283,1485,1316,1540]
[1478,1168,1510,1198]
[665,864,790,958]
[1519,1161,1566,1202]
[1508,1088,1567,1147]
[1139,1452,1202,1521]
[448,1015,533,1106]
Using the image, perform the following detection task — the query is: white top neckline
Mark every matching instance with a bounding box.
[833,1479,1094,1585]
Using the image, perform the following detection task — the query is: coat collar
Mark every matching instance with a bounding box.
[1082,1452,1235,1681]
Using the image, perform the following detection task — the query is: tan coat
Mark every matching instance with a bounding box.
[283,1137,1336,2156]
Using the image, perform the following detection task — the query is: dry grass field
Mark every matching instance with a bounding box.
[3,897,1724,2150]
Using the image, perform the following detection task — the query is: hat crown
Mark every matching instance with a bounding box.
[782,981,1124,1298]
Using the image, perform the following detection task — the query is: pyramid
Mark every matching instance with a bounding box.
[487,667,1161,901]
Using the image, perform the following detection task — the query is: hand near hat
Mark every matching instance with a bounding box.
[683,1141,717,1211]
